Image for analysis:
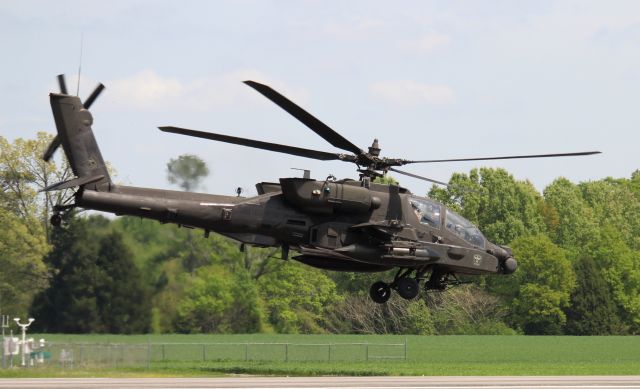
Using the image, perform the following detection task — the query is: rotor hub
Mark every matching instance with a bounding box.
[368,138,381,157]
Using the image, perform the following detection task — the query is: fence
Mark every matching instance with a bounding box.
[3,340,407,369]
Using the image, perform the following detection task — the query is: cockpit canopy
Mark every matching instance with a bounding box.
[410,197,441,229]
[445,208,485,248]
[410,196,485,249]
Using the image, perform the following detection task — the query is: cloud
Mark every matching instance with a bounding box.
[325,16,384,37]
[108,70,184,109]
[369,80,455,106]
[404,32,452,51]
[105,69,309,111]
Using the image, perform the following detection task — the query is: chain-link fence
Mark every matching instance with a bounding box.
[2,340,407,369]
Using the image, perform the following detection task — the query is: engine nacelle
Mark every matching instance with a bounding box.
[280,178,380,214]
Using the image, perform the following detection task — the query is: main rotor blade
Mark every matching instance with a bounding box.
[389,167,452,187]
[389,168,479,194]
[407,151,601,164]
[244,81,363,155]
[159,126,346,161]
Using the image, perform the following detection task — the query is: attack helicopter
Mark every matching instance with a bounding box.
[43,74,600,303]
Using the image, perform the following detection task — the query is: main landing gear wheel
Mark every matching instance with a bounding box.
[369,281,391,304]
[395,277,419,300]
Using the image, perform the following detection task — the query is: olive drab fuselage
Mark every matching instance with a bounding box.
[76,175,517,278]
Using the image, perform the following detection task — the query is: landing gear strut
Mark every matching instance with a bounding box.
[424,270,468,291]
[369,269,421,303]
[369,268,468,303]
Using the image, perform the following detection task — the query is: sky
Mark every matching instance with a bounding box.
[1,0,639,197]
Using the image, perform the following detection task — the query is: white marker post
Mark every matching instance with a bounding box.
[1,315,9,368]
[13,318,34,367]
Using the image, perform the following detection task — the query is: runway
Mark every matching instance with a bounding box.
[1,376,639,389]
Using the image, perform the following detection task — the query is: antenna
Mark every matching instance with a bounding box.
[291,168,311,179]
[76,32,84,96]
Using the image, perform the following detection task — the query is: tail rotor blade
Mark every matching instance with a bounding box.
[43,135,61,162]
[83,83,105,109]
[57,74,68,95]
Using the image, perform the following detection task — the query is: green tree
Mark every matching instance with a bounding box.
[31,215,151,333]
[542,177,599,256]
[515,284,567,335]
[579,178,640,250]
[0,210,49,316]
[0,133,72,241]
[374,175,399,185]
[258,262,340,333]
[166,154,209,192]
[113,217,273,333]
[110,217,174,332]
[31,215,103,332]
[174,264,262,333]
[238,246,282,280]
[592,226,640,331]
[564,256,622,335]
[113,217,197,332]
[500,234,576,334]
[629,170,640,197]
[429,168,546,245]
[96,231,152,333]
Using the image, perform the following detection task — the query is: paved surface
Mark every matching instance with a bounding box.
[0,376,640,388]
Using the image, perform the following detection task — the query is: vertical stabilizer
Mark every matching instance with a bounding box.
[49,82,111,190]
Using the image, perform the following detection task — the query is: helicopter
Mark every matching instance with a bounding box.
[43,74,600,303]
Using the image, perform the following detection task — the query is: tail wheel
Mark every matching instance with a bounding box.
[369,281,391,304]
[395,277,419,300]
[49,214,62,227]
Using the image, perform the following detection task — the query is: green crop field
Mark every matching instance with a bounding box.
[1,334,639,377]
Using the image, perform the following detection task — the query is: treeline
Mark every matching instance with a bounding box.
[2,133,639,335]
[429,169,640,335]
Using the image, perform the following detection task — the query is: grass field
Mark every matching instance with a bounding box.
[1,334,639,377]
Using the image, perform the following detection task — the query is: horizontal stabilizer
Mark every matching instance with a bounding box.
[41,174,105,192]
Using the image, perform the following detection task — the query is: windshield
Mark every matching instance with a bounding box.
[410,197,442,229]
[445,210,485,248]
